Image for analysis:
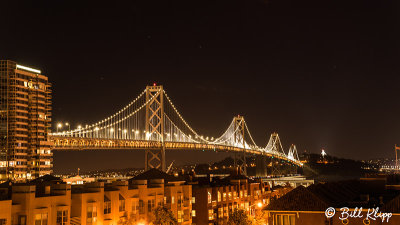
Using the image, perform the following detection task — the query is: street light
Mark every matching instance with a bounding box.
[57,123,62,132]
[65,122,70,131]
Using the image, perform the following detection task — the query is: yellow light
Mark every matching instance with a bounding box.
[57,123,62,128]
[16,64,41,74]
[110,128,114,132]
[257,202,263,208]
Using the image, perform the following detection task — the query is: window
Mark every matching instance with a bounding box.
[207,191,212,203]
[18,215,26,225]
[276,214,295,225]
[192,196,196,204]
[119,194,126,212]
[0,219,6,225]
[228,192,232,200]
[223,192,227,201]
[104,201,111,214]
[132,201,138,214]
[139,200,145,214]
[178,195,183,207]
[56,210,68,225]
[244,190,247,197]
[240,191,243,198]
[192,210,196,217]
[35,213,47,225]
[208,209,214,220]
[87,206,97,224]
[148,199,155,212]
[178,211,183,223]
[217,191,221,202]
[218,208,223,218]
[172,196,175,204]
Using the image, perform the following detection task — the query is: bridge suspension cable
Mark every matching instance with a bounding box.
[50,85,303,168]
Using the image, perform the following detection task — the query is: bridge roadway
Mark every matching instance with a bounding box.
[49,136,302,166]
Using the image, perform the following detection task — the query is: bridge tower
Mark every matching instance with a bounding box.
[145,85,166,172]
[233,115,246,175]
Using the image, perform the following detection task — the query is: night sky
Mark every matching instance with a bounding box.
[1,0,399,173]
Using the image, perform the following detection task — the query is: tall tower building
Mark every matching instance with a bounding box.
[0,60,52,181]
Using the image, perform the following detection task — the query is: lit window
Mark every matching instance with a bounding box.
[217,191,221,202]
[218,208,223,218]
[207,191,212,204]
[208,209,214,220]
[223,192,227,201]
[192,210,196,217]
[192,196,196,204]
[86,206,97,224]
[178,211,183,223]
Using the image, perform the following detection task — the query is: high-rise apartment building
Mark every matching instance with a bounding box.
[0,60,52,181]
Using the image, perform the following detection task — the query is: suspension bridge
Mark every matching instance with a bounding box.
[50,85,302,175]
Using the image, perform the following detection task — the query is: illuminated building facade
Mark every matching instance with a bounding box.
[0,60,52,181]
[0,170,192,225]
[190,175,270,225]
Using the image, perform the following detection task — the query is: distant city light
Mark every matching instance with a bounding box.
[321,149,327,157]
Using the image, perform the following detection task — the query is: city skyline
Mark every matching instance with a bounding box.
[1,0,398,173]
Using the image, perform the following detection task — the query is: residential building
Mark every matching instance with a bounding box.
[190,174,271,225]
[265,178,400,225]
[0,169,192,225]
[0,60,52,181]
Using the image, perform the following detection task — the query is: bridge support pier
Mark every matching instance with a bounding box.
[233,116,246,175]
[144,85,166,171]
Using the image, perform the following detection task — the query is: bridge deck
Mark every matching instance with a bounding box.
[50,136,302,166]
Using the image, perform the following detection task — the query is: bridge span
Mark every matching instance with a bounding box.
[51,85,303,175]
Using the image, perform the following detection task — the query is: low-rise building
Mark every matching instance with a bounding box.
[190,174,271,225]
[265,178,400,225]
[0,169,192,225]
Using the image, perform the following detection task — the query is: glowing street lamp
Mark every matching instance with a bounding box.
[57,123,62,132]
[65,122,70,131]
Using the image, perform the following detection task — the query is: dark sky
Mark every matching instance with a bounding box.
[1,0,399,173]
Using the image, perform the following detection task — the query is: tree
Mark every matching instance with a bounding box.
[151,206,178,225]
[228,209,252,225]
